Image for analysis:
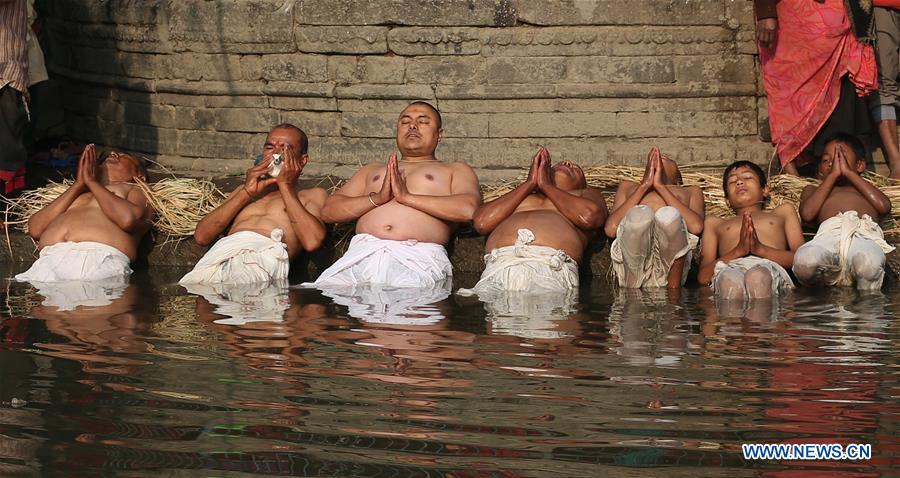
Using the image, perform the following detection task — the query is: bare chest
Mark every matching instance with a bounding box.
[369,163,452,194]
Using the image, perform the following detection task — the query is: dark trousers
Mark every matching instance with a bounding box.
[0,84,27,171]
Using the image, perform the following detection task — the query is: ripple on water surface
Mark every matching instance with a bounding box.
[0,269,896,477]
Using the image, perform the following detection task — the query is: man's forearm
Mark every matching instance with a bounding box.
[542,185,606,230]
[847,174,893,216]
[86,182,147,232]
[398,193,479,222]
[27,185,85,239]
[321,194,377,224]
[473,182,531,234]
[280,185,325,252]
[755,244,795,269]
[799,181,834,223]
[194,189,252,245]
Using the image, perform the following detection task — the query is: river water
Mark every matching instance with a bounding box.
[0,265,896,477]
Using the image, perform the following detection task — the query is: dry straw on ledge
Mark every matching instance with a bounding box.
[1,177,225,239]
[483,165,900,234]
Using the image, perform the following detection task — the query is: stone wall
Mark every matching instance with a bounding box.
[41,0,771,181]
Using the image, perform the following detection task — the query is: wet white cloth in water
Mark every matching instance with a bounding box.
[793,211,894,289]
[482,288,579,340]
[315,281,451,326]
[310,233,451,288]
[458,229,578,297]
[179,229,288,285]
[712,256,794,295]
[183,280,290,325]
[15,241,132,282]
[29,276,129,311]
[609,205,698,288]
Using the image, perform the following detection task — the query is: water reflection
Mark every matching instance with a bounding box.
[314,281,452,326]
[30,281,159,376]
[0,266,896,477]
[183,280,291,325]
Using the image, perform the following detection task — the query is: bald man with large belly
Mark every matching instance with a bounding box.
[458,147,607,298]
[315,101,481,287]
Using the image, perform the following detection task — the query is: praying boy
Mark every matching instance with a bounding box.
[793,133,894,290]
[604,147,705,288]
[698,161,805,300]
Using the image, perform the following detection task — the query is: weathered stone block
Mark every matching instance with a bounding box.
[406,57,486,84]
[213,108,281,133]
[258,54,329,82]
[309,137,399,166]
[334,84,435,100]
[485,57,567,84]
[336,99,416,113]
[262,82,335,97]
[155,79,266,96]
[675,56,756,84]
[72,48,122,76]
[296,26,388,54]
[119,53,167,80]
[294,0,516,26]
[328,56,406,84]
[439,96,755,113]
[441,113,490,137]
[388,28,482,56]
[516,0,724,26]
[340,112,396,138]
[122,103,178,129]
[164,53,244,81]
[270,96,338,111]
[167,0,295,53]
[568,56,675,84]
[175,107,217,131]
[176,130,258,159]
[480,26,736,57]
[278,111,343,137]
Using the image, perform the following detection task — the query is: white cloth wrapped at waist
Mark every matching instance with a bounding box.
[309,233,451,288]
[712,256,794,294]
[179,229,288,285]
[15,241,132,282]
[812,211,894,286]
[458,228,578,296]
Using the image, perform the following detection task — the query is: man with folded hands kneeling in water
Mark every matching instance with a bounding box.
[458,147,607,299]
[180,124,327,285]
[16,144,153,284]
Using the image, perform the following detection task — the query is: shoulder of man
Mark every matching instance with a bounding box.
[299,187,328,202]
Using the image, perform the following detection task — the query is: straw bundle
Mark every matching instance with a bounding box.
[482,165,900,232]
[1,178,225,239]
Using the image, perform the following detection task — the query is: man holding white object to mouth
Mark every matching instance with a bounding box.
[180,124,327,286]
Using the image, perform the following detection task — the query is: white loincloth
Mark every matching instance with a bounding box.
[15,241,132,283]
[29,277,129,311]
[609,207,699,288]
[712,256,794,295]
[179,229,289,285]
[183,279,290,325]
[310,233,451,288]
[315,281,451,326]
[800,211,895,287]
[457,229,579,297]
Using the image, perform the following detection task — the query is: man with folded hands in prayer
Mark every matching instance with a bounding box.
[180,124,327,285]
[16,144,153,283]
[314,101,480,287]
[458,146,607,298]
